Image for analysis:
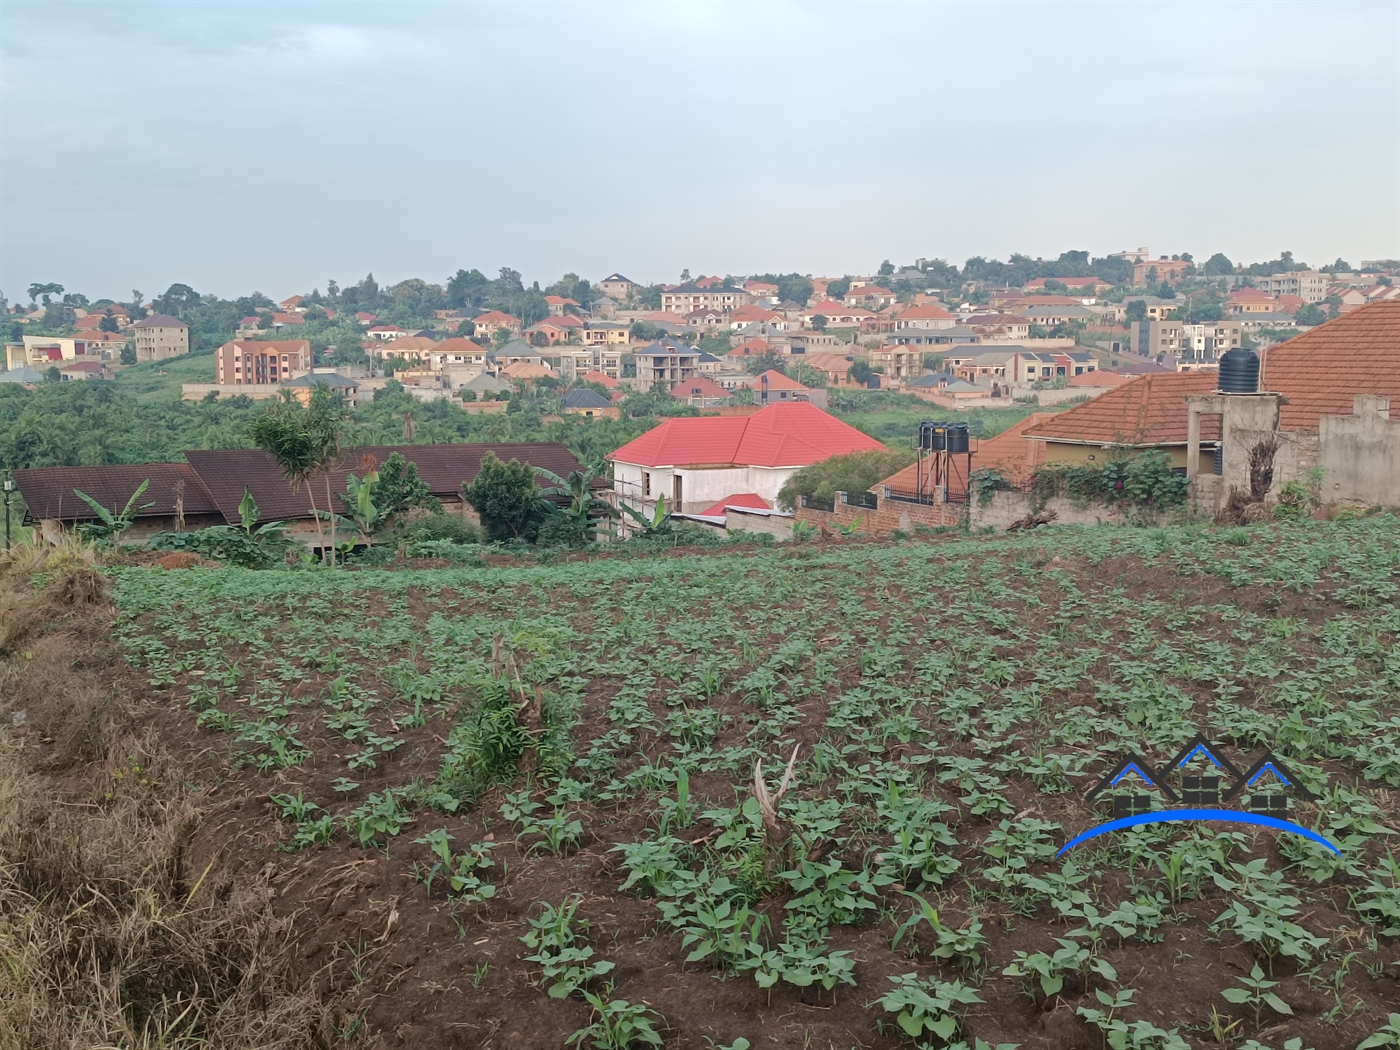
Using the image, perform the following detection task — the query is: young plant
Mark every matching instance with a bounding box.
[412,828,497,903]
[889,893,986,969]
[873,972,982,1043]
[1221,963,1293,1030]
[521,896,615,999]
[566,989,665,1049]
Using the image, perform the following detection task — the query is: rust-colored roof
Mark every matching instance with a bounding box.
[745,369,809,391]
[976,413,1055,477]
[1260,299,1400,429]
[1068,369,1134,388]
[1023,372,1222,446]
[14,462,219,522]
[670,376,731,401]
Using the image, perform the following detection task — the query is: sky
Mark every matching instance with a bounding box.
[1,0,1397,302]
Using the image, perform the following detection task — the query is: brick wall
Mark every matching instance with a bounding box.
[794,490,963,537]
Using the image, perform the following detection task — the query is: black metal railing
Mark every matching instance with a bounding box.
[800,495,835,513]
[842,490,878,509]
[885,487,936,506]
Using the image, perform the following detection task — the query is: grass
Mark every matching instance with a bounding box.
[87,514,1400,1047]
[112,353,215,402]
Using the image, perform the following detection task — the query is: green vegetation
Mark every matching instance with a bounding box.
[775,448,916,510]
[96,514,1400,1046]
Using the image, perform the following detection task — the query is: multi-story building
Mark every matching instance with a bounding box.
[1179,321,1244,363]
[215,339,312,385]
[634,336,700,387]
[131,313,190,361]
[1252,271,1328,303]
[1132,257,1192,285]
[557,346,625,380]
[598,274,638,300]
[582,322,630,346]
[660,283,750,316]
[1131,320,1183,357]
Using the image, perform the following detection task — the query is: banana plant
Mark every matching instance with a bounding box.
[619,493,671,535]
[236,487,286,540]
[535,464,618,543]
[342,467,383,544]
[73,478,153,544]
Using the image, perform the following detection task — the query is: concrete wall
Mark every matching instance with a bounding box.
[1320,395,1400,507]
[793,490,963,536]
[967,492,1167,530]
[724,506,794,540]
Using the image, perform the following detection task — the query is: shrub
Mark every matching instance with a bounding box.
[775,449,915,511]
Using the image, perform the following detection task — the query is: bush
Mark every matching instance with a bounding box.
[403,513,481,546]
[147,527,291,569]
[775,449,915,511]
[461,453,550,543]
[1028,450,1189,510]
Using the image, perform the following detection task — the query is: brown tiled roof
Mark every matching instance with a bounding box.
[1023,372,1222,446]
[183,443,583,522]
[1259,300,1400,429]
[13,462,218,522]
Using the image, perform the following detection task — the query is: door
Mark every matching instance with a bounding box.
[672,474,683,509]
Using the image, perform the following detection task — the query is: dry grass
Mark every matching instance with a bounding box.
[0,566,340,1050]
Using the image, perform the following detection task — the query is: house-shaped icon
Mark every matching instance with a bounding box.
[1087,754,1178,818]
[1164,732,1243,806]
[1223,751,1316,816]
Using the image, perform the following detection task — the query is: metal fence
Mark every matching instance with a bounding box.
[884,487,936,506]
[800,495,835,513]
[842,490,878,509]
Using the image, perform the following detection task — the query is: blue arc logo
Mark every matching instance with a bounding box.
[1056,807,1339,857]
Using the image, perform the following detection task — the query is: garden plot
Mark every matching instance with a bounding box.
[109,517,1400,1050]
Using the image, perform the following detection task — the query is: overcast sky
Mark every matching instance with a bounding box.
[2,1,1396,302]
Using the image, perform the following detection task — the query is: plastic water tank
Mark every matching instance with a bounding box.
[1218,349,1260,394]
[946,424,971,454]
[920,422,948,451]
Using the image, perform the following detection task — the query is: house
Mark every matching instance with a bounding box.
[802,300,877,328]
[895,303,958,330]
[426,337,492,372]
[670,376,733,409]
[461,372,514,399]
[17,336,96,367]
[545,295,581,316]
[368,325,408,341]
[1253,271,1328,303]
[12,443,585,548]
[471,311,522,341]
[696,352,723,375]
[868,345,920,382]
[886,325,981,348]
[1132,257,1192,285]
[1069,369,1134,390]
[582,321,630,346]
[745,370,824,407]
[725,337,772,364]
[685,308,726,328]
[1223,751,1316,815]
[1123,296,1181,322]
[728,304,788,329]
[57,360,112,381]
[964,314,1031,340]
[279,295,307,313]
[1163,733,1242,806]
[967,413,1054,478]
[635,336,700,387]
[1020,304,1097,328]
[130,313,190,361]
[500,360,554,382]
[0,365,45,387]
[906,372,985,401]
[844,285,896,308]
[598,274,638,300]
[215,339,313,385]
[609,401,882,520]
[561,388,619,419]
[1226,288,1280,315]
[557,346,625,381]
[582,370,621,392]
[356,311,380,324]
[1023,372,1223,472]
[526,315,584,345]
[743,281,780,304]
[661,283,750,316]
[803,352,857,386]
[282,371,362,407]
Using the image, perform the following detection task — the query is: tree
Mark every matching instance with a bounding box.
[775,449,915,510]
[517,289,550,327]
[27,282,63,305]
[1042,279,1068,295]
[249,386,351,563]
[877,260,895,277]
[811,315,828,331]
[849,360,874,386]
[462,452,550,543]
[534,463,616,546]
[1201,253,1234,276]
[1124,299,1147,323]
[826,277,852,300]
[99,312,120,333]
[1153,283,1176,300]
[120,341,137,365]
[1295,303,1326,326]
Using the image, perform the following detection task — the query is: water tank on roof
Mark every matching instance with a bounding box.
[1218,349,1260,394]
[919,422,948,451]
[946,423,970,454]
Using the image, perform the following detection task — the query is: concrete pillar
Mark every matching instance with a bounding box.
[1186,404,1201,480]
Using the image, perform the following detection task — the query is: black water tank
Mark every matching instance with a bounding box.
[920,422,948,451]
[1213,444,1223,475]
[1218,349,1260,394]
[946,423,970,454]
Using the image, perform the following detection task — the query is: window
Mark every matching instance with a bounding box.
[1248,793,1287,815]
[1181,774,1220,805]
[642,472,650,497]
[1113,793,1153,818]
[673,474,683,506]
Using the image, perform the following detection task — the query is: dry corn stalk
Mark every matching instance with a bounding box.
[752,744,800,870]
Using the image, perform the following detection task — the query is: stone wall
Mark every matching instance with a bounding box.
[967,492,1167,530]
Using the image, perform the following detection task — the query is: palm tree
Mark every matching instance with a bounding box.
[250,386,350,563]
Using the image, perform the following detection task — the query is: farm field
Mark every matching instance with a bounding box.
[61,519,1400,1047]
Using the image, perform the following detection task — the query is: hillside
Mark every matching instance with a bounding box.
[3,518,1398,1049]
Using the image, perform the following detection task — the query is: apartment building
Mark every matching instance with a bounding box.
[634,336,700,387]
[215,339,313,385]
[1252,271,1328,303]
[131,313,190,361]
[660,283,750,316]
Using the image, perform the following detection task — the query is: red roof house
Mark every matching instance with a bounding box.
[609,401,882,519]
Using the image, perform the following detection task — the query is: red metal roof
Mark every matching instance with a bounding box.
[696,493,771,517]
[609,402,883,468]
